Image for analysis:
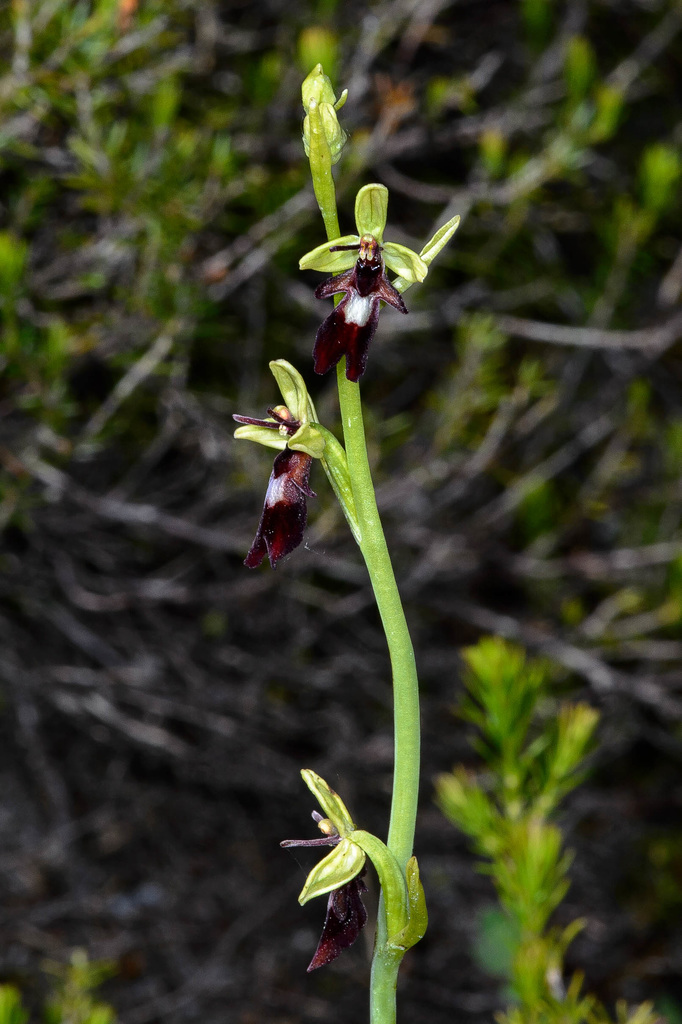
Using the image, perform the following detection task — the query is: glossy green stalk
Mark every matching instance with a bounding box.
[304,76,421,1024]
[335,371,420,874]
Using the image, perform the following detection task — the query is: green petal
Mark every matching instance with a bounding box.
[299,235,359,272]
[269,360,312,424]
[288,422,326,459]
[298,838,366,904]
[382,242,428,283]
[419,214,460,266]
[233,424,288,451]
[355,183,388,241]
[301,769,356,836]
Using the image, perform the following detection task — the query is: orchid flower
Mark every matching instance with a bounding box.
[300,184,460,381]
[233,361,326,569]
[280,771,367,971]
[281,769,428,972]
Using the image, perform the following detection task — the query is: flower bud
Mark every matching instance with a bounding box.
[301,63,338,108]
[302,64,348,165]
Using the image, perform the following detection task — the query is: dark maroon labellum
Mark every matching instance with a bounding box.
[243,448,315,569]
[307,873,368,972]
[313,236,407,382]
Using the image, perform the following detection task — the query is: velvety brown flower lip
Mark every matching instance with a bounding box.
[313,236,407,382]
[232,407,314,569]
[306,874,368,971]
[242,448,315,569]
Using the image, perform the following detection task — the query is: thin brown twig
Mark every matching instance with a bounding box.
[493,310,682,354]
[510,540,682,581]
[439,598,682,719]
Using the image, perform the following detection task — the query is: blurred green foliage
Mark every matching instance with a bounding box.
[0,0,311,476]
[44,950,116,1024]
[0,986,28,1024]
[0,950,115,1024]
[0,0,229,444]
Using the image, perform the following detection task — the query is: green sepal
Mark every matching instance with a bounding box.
[288,422,326,459]
[298,838,366,904]
[388,856,428,951]
[317,425,361,544]
[269,359,317,424]
[382,242,428,283]
[301,769,357,836]
[418,214,461,266]
[393,213,461,294]
[355,183,388,242]
[233,424,288,451]
[299,235,359,273]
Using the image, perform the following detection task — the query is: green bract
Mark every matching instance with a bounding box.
[315,425,361,544]
[300,183,457,287]
[302,64,348,165]
[388,856,428,951]
[416,215,461,269]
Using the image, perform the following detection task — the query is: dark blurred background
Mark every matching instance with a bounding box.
[2,0,682,1020]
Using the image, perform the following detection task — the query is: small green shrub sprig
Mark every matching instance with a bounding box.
[0,949,115,1024]
[437,637,659,1024]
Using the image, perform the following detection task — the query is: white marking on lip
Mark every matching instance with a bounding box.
[266,475,289,505]
[344,292,373,327]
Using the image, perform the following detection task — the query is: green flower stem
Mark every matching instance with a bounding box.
[336,371,420,1024]
[335,369,420,878]
[305,90,421,1024]
[370,946,403,1024]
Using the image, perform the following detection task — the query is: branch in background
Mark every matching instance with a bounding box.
[494,311,682,354]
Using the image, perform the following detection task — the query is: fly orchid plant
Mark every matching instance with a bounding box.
[233,63,459,1024]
